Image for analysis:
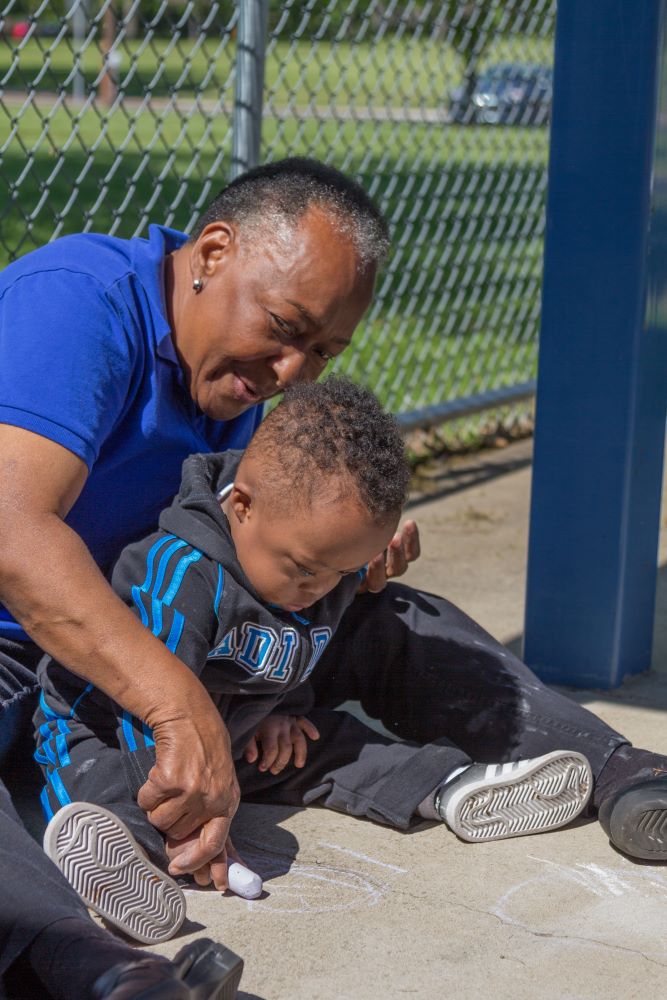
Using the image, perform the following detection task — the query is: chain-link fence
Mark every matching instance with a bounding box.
[0,0,556,430]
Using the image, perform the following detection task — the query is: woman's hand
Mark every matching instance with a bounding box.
[137,699,241,874]
[165,832,246,891]
[361,519,421,593]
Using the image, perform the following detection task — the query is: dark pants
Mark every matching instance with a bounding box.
[0,638,90,987]
[33,584,630,868]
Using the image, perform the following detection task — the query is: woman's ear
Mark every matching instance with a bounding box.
[190,221,238,280]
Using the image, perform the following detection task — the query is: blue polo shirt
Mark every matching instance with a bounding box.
[0,224,262,639]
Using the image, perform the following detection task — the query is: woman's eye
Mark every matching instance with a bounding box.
[270,315,295,339]
[297,565,315,578]
[315,348,333,362]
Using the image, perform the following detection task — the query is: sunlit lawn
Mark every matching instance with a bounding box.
[0,33,554,107]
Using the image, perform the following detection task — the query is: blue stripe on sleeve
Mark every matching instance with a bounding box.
[55,728,71,767]
[152,539,188,603]
[150,539,189,634]
[39,691,59,721]
[165,609,185,653]
[48,768,72,807]
[142,722,155,748]
[162,549,202,606]
[70,682,94,718]
[132,535,179,626]
[40,785,54,821]
[140,534,177,593]
[214,564,224,616]
[151,599,164,638]
[121,710,138,752]
[35,743,55,766]
[132,584,149,627]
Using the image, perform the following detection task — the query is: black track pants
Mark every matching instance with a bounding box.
[0,639,90,986]
[33,584,629,865]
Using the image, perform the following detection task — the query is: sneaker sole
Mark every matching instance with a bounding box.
[607,784,667,860]
[446,751,592,842]
[43,802,186,944]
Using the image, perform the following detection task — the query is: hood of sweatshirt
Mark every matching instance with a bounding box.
[158,450,274,607]
[158,451,242,564]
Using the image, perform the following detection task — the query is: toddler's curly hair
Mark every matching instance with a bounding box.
[244,377,409,524]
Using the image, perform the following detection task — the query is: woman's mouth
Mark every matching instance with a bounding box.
[232,373,262,403]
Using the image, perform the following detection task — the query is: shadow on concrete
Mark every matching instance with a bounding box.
[501,558,667,710]
[230,802,302,884]
[407,448,532,511]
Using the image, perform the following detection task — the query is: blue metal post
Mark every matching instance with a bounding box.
[524,0,667,688]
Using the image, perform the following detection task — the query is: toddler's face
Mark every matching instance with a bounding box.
[223,484,397,612]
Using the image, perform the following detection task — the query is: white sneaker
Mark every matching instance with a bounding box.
[436,750,592,842]
[43,801,186,944]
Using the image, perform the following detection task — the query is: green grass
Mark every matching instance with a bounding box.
[0,33,554,106]
[0,33,551,416]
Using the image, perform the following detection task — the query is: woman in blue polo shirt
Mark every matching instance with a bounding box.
[0,159,397,998]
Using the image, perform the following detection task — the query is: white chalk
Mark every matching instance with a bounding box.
[227,860,263,899]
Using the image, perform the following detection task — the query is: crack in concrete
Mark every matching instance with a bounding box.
[495,921,667,969]
[417,895,667,968]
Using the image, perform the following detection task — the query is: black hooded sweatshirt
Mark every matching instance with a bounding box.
[42,451,361,757]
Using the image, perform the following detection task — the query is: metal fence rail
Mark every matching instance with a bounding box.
[0,0,556,428]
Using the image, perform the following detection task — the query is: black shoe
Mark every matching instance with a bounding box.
[92,956,190,999]
[598,776,667,861]
[173,939,244,1000]
[92,939,244,1000]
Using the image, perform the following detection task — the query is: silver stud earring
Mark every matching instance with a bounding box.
[193,278,203,293]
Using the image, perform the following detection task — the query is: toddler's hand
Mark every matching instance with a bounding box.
[244,714,320,774]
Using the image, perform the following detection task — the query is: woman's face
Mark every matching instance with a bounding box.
[169,206,376,421]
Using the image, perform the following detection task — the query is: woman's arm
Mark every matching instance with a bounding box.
[0,424,239,871]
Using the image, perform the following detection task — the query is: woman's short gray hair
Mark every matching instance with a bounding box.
[192,157,390,269]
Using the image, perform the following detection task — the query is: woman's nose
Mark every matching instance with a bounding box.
[270,347,309,389]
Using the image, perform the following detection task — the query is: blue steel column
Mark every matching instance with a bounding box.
[524,0,667,688]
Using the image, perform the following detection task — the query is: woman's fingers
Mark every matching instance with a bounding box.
[363,551,387,593]
[193,864,213,887]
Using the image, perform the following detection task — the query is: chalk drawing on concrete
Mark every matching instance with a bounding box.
[318,842,408,873]
[492,855,667,961]
[226,841,407,914]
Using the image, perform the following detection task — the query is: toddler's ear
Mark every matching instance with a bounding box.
[227,482,253,523]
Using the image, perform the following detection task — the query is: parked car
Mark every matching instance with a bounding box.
[4,19,63,40]
[449,64,553,126]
